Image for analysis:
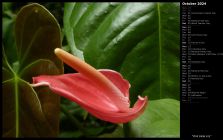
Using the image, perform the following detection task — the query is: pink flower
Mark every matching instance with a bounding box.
[32,48,148,123]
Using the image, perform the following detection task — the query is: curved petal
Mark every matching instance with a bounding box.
[99,70,130,99]
[82,96,148,123]
[32,70,131,112]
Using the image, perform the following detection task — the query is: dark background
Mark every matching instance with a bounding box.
[181,0,220,139]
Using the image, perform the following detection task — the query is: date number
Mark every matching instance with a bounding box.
[197,2,206,5]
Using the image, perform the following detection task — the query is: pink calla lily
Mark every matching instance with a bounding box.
[32,48,148,123]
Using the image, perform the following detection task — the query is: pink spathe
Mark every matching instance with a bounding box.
[32,48,148,123]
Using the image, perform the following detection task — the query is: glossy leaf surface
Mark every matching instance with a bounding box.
[130,99,180,137]
[2,3,63,137]
[65,2,180,102]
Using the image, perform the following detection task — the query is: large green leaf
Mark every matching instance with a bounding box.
[130,99,180,137]
[2,3,63,137]
[64,3,180,138]
[64,2,180,102]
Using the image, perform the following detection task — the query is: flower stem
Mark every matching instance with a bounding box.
[123,122,131,137]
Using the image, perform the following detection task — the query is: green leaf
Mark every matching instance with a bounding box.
[65,3,180,102]
[19,59,60,82]
[2,2,13,11]
[130,99,180,137]
[2,47,14,81]
[72,3,120,51]
[99,125,124,138]
[3,78,59,137]
[15,3,63,72]
[63,3,89,60]
[2,3,63,137]
[2,5,17,65]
